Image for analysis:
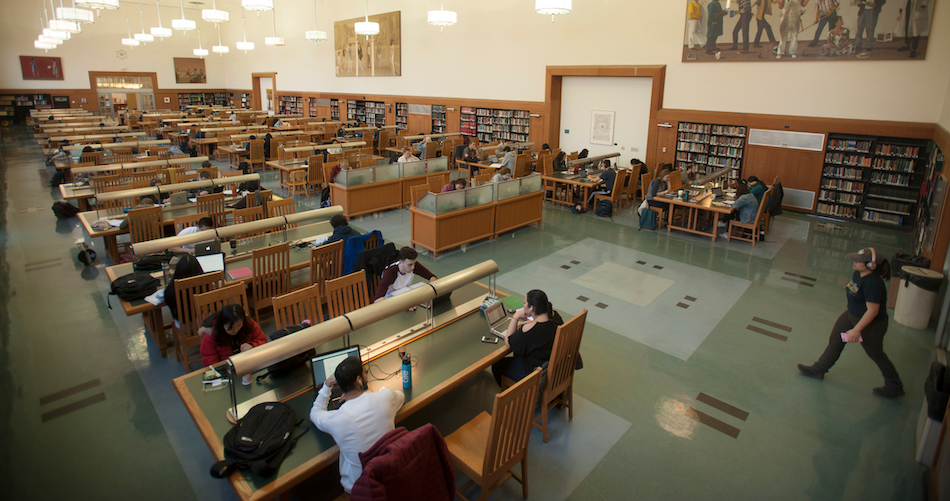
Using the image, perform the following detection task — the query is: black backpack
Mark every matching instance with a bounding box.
[210,402,308,478]
[320,187,331,208]
[49,171,66,187]
[133,252,174,271]
[108,272,160,308]
[255,324,315,381]
[595,200,613,218]
[52,201,80,219]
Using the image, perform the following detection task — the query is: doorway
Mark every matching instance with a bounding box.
[251,72,277,115]
[90,72,158,119]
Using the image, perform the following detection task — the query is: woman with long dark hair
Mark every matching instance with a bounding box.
[199,304,267,366]
[491,290,560,386]
[164,254,205,324]
[798,248,904,398]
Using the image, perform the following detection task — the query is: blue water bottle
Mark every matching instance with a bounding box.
[401,352,412,389]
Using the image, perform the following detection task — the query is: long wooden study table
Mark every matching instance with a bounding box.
[329,158,451,218]
[173,278,512,501]
[656,189,735,241]
[541,172,604,207]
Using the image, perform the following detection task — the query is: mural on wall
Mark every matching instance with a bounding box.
[173,57,207,84]
[20,56,63,80]
[334,11,401,77]
[682,0,936,62]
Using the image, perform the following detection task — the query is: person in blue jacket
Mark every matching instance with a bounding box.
[326,214,362,248]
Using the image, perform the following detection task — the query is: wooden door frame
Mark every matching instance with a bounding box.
[251,72,277,113]
[544,65,666,166]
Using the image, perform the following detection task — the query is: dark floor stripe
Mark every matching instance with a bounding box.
[746,324,788,342]
[751,317,792,332]
[41,393,106,423]
[24,258,61,267]
[697,393,749,421]
[684,296,696,302]
[676,302,690,309]
[780,276,815,287]
[784,272,817,282]
[39,378,101,406]
[685,407,741,438]
[25,262,63,273]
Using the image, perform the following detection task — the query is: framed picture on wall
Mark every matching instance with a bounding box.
[173,57,207,84]
[334,11,401,77]
[590,110,615,146]
[20,56,63,80]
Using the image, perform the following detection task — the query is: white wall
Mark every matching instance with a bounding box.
[2,0,949,125]
[941,77,950,133]
[559,77,653,167]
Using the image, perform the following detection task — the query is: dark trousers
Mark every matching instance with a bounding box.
[492,357,530,386]
[647,199,669,210]
[732,12,752,50]
[811,14,837,42]
[754,18,776,43]
[814,311,902,386]
[705,33,720,52]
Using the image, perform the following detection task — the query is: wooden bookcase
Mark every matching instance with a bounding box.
[431,104,446,133]
[278,95,303,115]
[473,108,530,143]
[330,99,339,120]
[460,106,476,137]
[345,99,385,125]
[229,93,251,109]
[674,121,746,181]
[395,102,408,130]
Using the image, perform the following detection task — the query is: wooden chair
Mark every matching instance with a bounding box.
[127,206,164,244]
[621,168,639,208]
[327,152,342,165]
[173,212,209,235]
[272,284,325,332]
[232,207,266,238]
[726,187,772,246]
[112,148,134,163]
[267,197,296,227]
[307,155,325,191]
[640,172,666,229]
[444,368,542,501]
[410,184,429,208]
[514,154,529,179]
[192,282,250,355]
[322,161,336,188]
[593,170,627,215]
[310,240,344,302]
[196,192,227,229]
[534,310,587,443]
[668,171,683,192]
[173,271,226,372]
[473,174,492,186]
[81,151,104,165]
[92,174,122,193]
[287,169,310,199]
[325,271,370,319]
[427,176,444,193]
[249,242,291,321]
[248,139,265,171]
[424,142,438,160]
[177,172,199,183]
[364,232,380,250]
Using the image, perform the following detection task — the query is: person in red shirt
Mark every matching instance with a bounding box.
[199,304,268,366]
[373,247,437,303]
[440,178,467,193]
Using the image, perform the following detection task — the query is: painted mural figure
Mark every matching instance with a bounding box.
[896,0,929,58]
[704,0,728,54]
[752,0,777,45]
[808,0,841,46]
[687,0,706,49]
[390,39,396,75]
[51,59,59,79]
[776,0,808,59]
[30,58,38,78]
[731,0,754,52]
[854,0,887,53]
[820,16,855,54]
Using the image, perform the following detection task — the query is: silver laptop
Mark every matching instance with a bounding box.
[194,239,221,257]
[483,302,514,338]
[311,345,363,411]
[195,252,225,273]
[167,191,188,206]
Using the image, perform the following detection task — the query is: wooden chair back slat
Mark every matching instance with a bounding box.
[326,271,370,318]
[267,198,296,227]
[174,271,226,372]
[410,184,428,208]
[127,206,164,244]
[173,212,210,235]
[310,240,344,301]
[484,369,542,481]
[193,282,248,329]
[196,192,227,229]
[272,284,325,332]
[250,242,291,320]
[233,206,265,238]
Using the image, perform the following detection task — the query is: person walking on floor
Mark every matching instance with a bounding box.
[797,247,904,398]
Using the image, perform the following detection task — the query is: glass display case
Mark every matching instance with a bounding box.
[335,168,373,187]
[402,160,426,178]
[375,163,399,183]
[425,156,449,173]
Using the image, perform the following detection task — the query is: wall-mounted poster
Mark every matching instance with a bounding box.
[682,0,936,62]
[334,11,401,77]
[20,56,63,80]
[590,110,615,146]
[173,57,207,84]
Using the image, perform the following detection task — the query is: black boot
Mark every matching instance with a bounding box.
[797,364,825,380]
[873,377,905,398]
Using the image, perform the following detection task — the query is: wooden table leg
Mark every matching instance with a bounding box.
[103,235,120,264]
[142,308,168,357]
[78,198,89,212]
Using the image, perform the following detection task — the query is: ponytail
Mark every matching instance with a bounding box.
[876,258,891,281]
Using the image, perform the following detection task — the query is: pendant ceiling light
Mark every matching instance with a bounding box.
[121,5,139,46]
[202,0,228,23]
[35,40,57,50]
[535,0,572,22]
[57,0,95,24]
[354,0,378,37]
[212,24,228,54]
[134,6,154,42]
[427,1,456,32]
[194,27,208,56]
[264,3,284,47]
[236,8,254,52]
[76,0,118,19]
[36,3,58,49]
[42,3,71,40]
[150,0,171,38]
[172,0,195,31]
[48,0,80,32]
[242,0,272,15]
[305,0,327,43]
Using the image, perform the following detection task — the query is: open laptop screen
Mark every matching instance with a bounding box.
[311,346,362,391]
[484,302,507,325]
[195,253,225,273]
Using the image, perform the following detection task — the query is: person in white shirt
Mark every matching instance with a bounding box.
[229,113,238,122]
[397,147,419,163]
[170,217,214,255]
[310,357,404,494]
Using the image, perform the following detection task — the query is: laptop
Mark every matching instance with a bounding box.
[167,191,188,206]
[195,252,225,273]
[712,187,724,198]
[483,301,514,339]
[310,345,363,411]
[194,239,221,257]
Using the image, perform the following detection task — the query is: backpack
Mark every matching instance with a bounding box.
[133,252,174,272]
[595,200,613,218]
[52,201,80,219]
[210,402,308,478]
[108,272,160,308]
[639,207,657,231]
[255,324,314,381]
[320,187,331,208]
[49,171,66,187]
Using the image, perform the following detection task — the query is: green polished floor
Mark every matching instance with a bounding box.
[0,125,938,500]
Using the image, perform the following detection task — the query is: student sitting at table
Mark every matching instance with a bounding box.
[164,254,206,327]
[326,214,362,248]
[718,182,759,235]
[462,145,480,164]
[491,289,561,386]
[587,159,617,205]
[681,164,700,185]
[195,167,224,196]
[500,146,517,170]
[199,304,267,366]
[327,139,343,156]
[374,246,437,302]
[646,168,672,210]
[553,151,568,172]
[330,159,351,183]
[228,112,238,122]
[747,176,766,204]
[490,167,512,184]
[541,143,553,155]
[441,178,468,193]
[170,217,214,255]
[169,141,189,156]
[310,356,404,494]
[397,147,419,163]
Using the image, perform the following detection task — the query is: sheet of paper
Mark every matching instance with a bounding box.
[107,219,124,227]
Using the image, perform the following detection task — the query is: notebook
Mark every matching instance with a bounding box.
[227,267,253,280]
[195,253,225,273]
[483,301,514,338]
[310,345,363,411]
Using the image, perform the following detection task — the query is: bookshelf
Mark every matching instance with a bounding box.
[431,104,446,133]
[229,93,251,109]
[395,102,408,130]
[473,108,530,143]
[278,95,303,115]
[2,94,50,122]
[330,99,339,120]
[817,133,927,228]
[913,145,946,255]
[178,92,218,110]
[460,106,476,136]
[674,121,746,181]
[345,100,385,125]
[212,93,228,106]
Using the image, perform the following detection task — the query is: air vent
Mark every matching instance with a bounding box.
[748,128,825,151]
[408,104,431,115]
[783,187,815,210]
[315,99,330,107]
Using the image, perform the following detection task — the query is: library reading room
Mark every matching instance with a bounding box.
[4,1,950,500]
